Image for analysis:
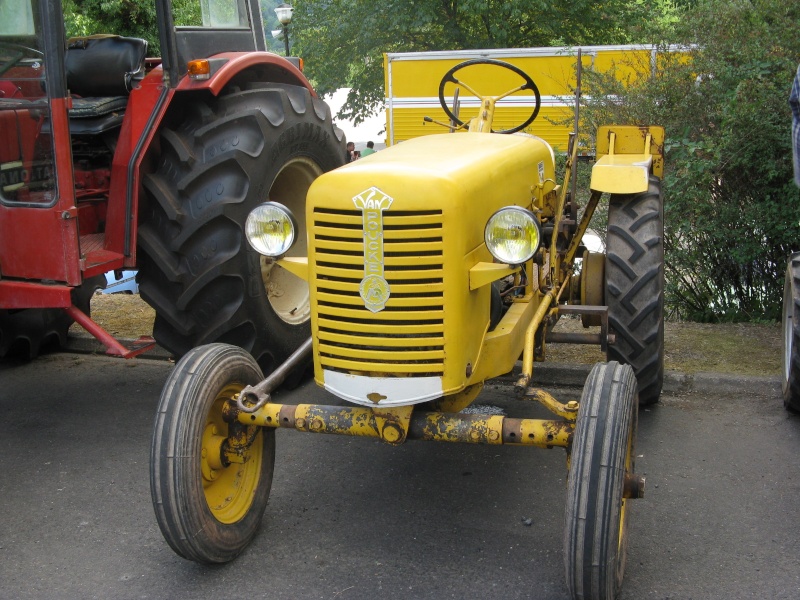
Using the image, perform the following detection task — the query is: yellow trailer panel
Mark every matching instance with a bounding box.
[384,45,681,151]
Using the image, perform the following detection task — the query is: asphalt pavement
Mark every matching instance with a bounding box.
[1,347,798,600]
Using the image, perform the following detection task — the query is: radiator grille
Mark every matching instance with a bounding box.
[312,207,445,376]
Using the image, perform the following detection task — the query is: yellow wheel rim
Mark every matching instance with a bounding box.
[261,157,321,326]
[201,384,263,524]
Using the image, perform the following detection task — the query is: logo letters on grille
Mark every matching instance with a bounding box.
[353,187,393,312]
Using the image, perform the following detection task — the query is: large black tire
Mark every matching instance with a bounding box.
[137,82,345,375]
[150,343,275,563]
[781,253,800,411]
[606,176,664,405]
[0,275,102,360]
[564,361,638,600]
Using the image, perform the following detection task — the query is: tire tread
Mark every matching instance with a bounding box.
[138,84,345,371]
[564,361,638,600]
[150,344,274,563]
[606,178,664,405]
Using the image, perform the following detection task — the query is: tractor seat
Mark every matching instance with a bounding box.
[65,35,148,135]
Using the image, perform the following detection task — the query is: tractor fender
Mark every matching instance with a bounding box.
[589,153,653,195]
[590,124,664,195]
[174,51,316,97]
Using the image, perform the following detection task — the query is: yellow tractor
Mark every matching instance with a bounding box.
[149,58,664,600]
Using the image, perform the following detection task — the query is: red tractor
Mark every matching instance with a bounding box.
[0,0,345,372]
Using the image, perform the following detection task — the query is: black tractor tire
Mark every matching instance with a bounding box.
[564,361,639,600]
[150,343,274,563]
[137,82,345,376]
[781,253,800,411]
[605,176,664,405]
[0,275,103,360]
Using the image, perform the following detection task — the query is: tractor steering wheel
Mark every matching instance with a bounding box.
[437,58,541,134]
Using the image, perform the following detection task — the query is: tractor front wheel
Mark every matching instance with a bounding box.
[564,361,639,600]
[606,177,664,405]
[782,253,800,411]
[150,343,275,563]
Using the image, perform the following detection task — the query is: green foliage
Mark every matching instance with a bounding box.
[63,0,211,53]
[62,0,285,57]
[65,0,158,46]
[291,0,674,124]
[581,0,800,322]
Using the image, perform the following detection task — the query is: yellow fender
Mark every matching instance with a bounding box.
[590,125,664,194]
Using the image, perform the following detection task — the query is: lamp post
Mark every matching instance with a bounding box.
[274,3,293,56]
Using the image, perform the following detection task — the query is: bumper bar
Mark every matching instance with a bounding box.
[231,401,573,448]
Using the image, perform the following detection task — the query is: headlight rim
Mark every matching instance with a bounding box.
[245,201,298,258]
[484,205,542,265]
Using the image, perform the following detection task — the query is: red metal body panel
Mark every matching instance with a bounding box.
[103,66,173,266]
[0,81,23,98]
[0,280,72,308]
[2,64,46,99]
[0,110,34,164]
[0,97,82,286]
[175,52,315,96]
[0,108,41,185]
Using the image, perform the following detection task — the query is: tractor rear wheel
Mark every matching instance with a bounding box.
[137,82,345,377]
[605,177,664,405]
[150,343,274,563]
[564,361,639,600]
[781,253,800,411]
[0,275,102,360]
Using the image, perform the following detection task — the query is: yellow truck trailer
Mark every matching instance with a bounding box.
[383,45,679,151]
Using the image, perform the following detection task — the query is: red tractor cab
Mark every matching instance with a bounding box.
[0,0,345,367]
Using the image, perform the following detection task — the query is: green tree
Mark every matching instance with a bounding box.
[291,0,675,123]
[63,0,206,51]
[64,0,158,43]
[581,0,800,321]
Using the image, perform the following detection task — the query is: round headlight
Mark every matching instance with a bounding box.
[484,206,542,264]
[245,202,297,257]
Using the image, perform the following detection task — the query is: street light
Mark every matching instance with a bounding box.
[274,3,293,56]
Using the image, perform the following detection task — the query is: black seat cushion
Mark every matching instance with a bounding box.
[67,97,128,135]
[66,35,148,97]
[69,96,129,118]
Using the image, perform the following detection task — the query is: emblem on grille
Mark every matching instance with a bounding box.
[353,186,393,312]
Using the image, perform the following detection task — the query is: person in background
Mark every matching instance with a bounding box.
[791,63,800,187]
[346,141,357,163]
[360,141,377,157]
